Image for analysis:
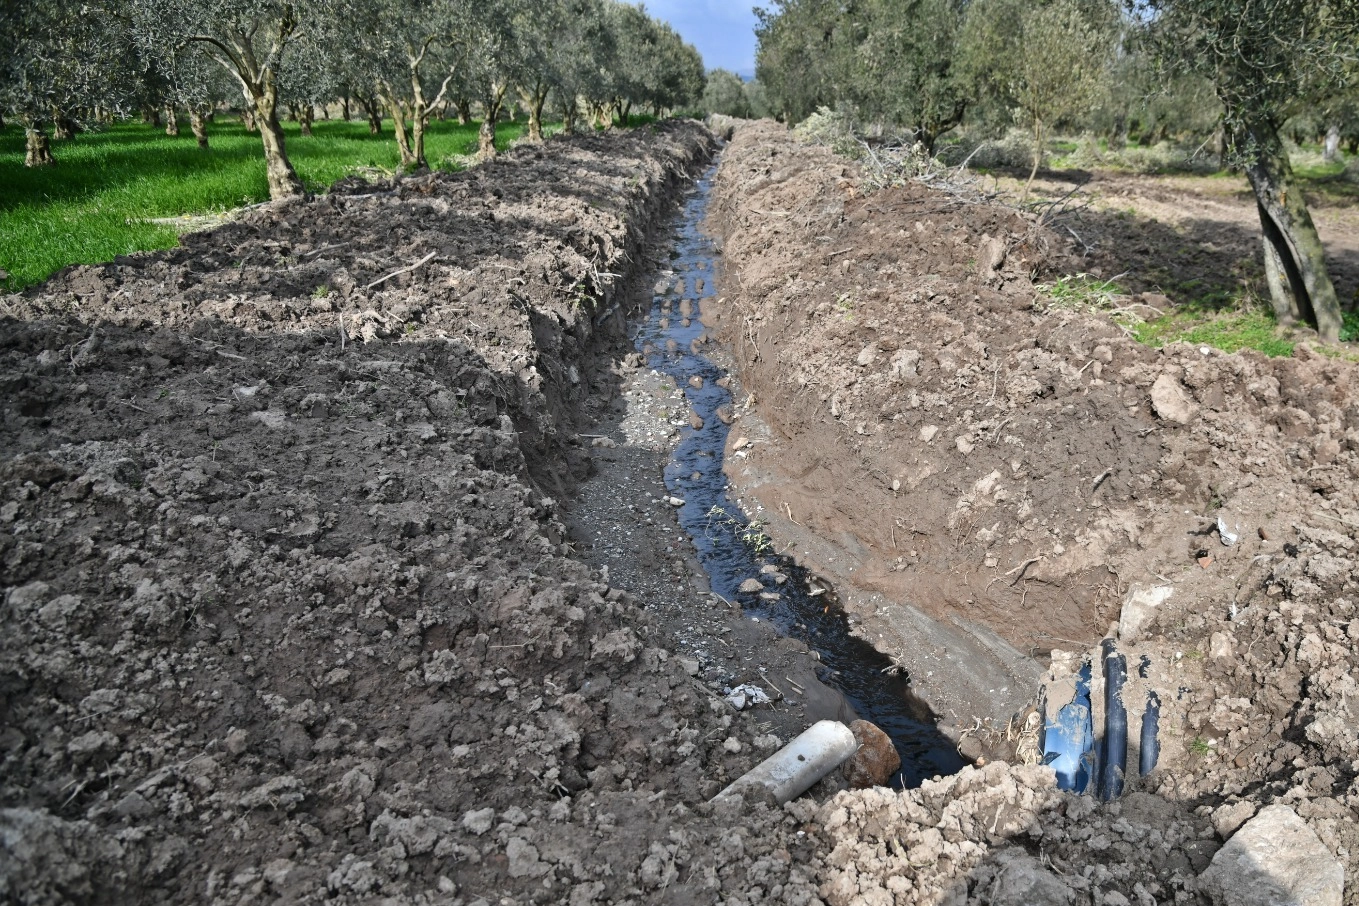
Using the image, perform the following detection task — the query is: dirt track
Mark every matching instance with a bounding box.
[3,119,1359,905]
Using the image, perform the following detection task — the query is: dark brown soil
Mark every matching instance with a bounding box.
[0,123,829,906]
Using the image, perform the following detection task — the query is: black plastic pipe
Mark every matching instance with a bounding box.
[1099,638,1128,801]
[1139,655,1160,777]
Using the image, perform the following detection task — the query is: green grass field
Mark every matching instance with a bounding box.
[0,116,531,291]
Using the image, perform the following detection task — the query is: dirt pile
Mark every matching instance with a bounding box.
[0,123,831,906]
[706,121,1359,902]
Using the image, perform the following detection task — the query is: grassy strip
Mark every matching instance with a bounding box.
[1038,274,1302,358]
[1129,307,1296,358]
[0,117,530,291]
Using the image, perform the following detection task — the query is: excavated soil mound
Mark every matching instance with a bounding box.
[704,121,1359,903]
[0,124,833,906]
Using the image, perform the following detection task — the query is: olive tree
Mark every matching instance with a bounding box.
[125,0,345,198]
[1135,0,1359,340]
[840,0,972,151]
[351,0,472,170]
[1,0,133,165]
[461,0,534,158]
[754,0,840,123]
[540,0,616,135]
[702,69,752,118]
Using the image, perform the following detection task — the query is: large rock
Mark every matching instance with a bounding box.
[842,720,900,788]
[977,848,1073,906]
[1118,584,1173,642]
[1150,374,1197,424]
[1198,804,1343,906]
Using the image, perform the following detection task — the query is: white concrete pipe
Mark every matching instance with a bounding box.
[711,720,858,805]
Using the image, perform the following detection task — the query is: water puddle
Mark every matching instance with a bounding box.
[637,163,965,786]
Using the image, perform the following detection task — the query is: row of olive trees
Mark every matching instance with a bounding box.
[753,0,1359,340]
[3,0,705,197]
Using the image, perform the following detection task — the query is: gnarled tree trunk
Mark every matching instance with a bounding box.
[165,104,179,136]
[478,83,507,160]
[378,87,417,169]
[298,104,314,137]
[1239,120,1341,341]
[455,97,471,125]
[360,96,382,134]
[519,81,548,143]
[242,108,257,132]
[1323,124,1341,164]
[250,86,304,199]
[24,117,55,167]
[190,109,210,148]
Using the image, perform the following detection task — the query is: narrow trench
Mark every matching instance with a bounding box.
[639,161,967,787]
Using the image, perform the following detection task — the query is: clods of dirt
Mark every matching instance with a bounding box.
[0,122,828,906]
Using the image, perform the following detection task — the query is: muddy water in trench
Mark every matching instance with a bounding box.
[637,164,966,787]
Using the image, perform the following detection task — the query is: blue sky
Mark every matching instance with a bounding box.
[644,1,761,80]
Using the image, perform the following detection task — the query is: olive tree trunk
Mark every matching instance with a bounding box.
[379,89,418,168]
[455,97,471,125]
[24,117,55,167]
[1240,120,1341,341]
[192,9,303,198]
[190,109,210,148]
[1323,124,1341,164]
[252,88,304,199]
[359,96,382,134]
[165,105,179,136]
[1023,118,1045,203]
[519,81,548,142]
[478,83,507,159]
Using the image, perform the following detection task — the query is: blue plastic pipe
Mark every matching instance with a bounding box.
[1099,638,1128,801]
[1042,660,1094,792]
[1139,655,1160,776]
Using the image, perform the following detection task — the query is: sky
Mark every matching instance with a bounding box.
[643,1,762,80]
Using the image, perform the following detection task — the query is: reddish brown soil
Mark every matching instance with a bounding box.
[706,122,1359,901]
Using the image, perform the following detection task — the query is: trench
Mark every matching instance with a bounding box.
[636,162,966,787]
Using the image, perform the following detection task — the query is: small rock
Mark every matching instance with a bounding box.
[722,737,742,754]
[920,425,938,442]
[462,808,495,836]
[842,720,900,788]
[715,404,735,424]
[738,578,764,594]
[224,728,250,756]
[1209,631,1233,660]
[856,344,878,366]
[1211,800,1257,839]
[591,436,617,448]
[1198,804,1342,906]
[1150,374,1197,425]
[688,411,704,429]
[956,436,975,454]
[666,496,685,507]
[678,657,700,676]
[688,375,704,389]
[732,436,749,450]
